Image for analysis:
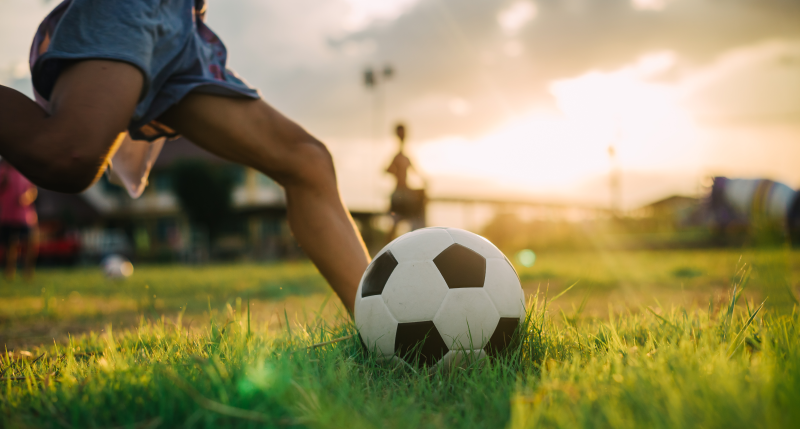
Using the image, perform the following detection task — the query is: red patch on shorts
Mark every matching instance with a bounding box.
[208,64,223,80]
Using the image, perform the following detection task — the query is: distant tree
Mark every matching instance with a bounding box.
[170,161,234,239]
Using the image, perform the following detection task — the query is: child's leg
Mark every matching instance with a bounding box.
[24,227,39,281]
[5,233,18,281]
[159,93,370,312]
[0,60,143,193]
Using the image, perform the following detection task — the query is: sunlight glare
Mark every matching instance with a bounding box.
[497,1,537,35]
[342,0,420,31]
[415,52,699,200]
[631,0,673,11]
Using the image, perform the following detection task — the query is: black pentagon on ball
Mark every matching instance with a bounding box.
[361,251,398,297]
[394,321,449,366]
[485,318,520,357]
[433,243,486,288]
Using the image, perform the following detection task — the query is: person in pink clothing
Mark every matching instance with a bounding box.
[0,160,39,280]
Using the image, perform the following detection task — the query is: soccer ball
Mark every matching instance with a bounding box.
[101,254,134,279]
[355,227,525,368]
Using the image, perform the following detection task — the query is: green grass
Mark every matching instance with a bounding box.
[0,262,327,309]
[0,263,329,349]
[516,248,800,291]
[1,250,799,428]
[515,248,800,315]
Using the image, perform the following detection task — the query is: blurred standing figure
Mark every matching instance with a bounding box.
[386,123,426,242]
[0,160,38,280]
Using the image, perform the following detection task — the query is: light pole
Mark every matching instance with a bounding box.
[363,64,394,145]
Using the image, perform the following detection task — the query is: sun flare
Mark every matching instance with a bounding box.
[415,53,699,201]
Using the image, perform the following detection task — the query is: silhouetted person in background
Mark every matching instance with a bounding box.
[386,123,426,242]
[0,160,39,281]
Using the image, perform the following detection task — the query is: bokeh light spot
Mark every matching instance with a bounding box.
[516,249,536,267]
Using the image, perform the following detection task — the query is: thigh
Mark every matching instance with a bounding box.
[4,60,146,191]
[157,93,313,177]
[46,60,143,149]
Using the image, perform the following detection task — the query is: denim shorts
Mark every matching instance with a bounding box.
[30,0,260,141]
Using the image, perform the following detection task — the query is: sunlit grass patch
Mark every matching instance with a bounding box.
[1,273,798,428]
[0,262,330,349]
[0,251,798,427]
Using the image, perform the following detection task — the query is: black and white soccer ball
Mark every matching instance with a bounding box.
[355,227,526,368]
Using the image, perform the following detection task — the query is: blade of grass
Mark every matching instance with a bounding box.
[646,307,678,329]
[727,298,766,359]
[307,335,353,350]
[548,281,580,304]
[284,309,292,336]
[315,293,333,318]
[724,265,751,339]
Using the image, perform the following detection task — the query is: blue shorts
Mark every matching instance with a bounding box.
[30,0,260,141]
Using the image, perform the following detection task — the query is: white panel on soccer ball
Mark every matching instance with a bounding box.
[372,234,402,261]
[355,275,363,309]
[438,349,487,370]
[382,261,449,323]
[433,288,500,350]
[484,258,526,319]
[388,228,454,263]
[355,295,398,356]
[445,228,505,260]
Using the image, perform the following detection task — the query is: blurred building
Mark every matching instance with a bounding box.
[629,195,699,222]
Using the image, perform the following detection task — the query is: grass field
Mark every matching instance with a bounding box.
[1,249,799,428]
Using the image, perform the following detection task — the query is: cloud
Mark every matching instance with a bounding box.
[680,40,800,123]
[342,0,423,31]
[407,36,800,205]
[630,0,673,12]
[448,98,471,116]
[497,1,537,35]
[333,0,800,140]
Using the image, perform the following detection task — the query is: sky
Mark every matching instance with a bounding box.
[1,0,800,211]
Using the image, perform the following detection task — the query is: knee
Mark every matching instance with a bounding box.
[45,164,100,194]
[299,138,335,179]
[42,157,102,194]
[27,133,106,193]
[270,135,336,188]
